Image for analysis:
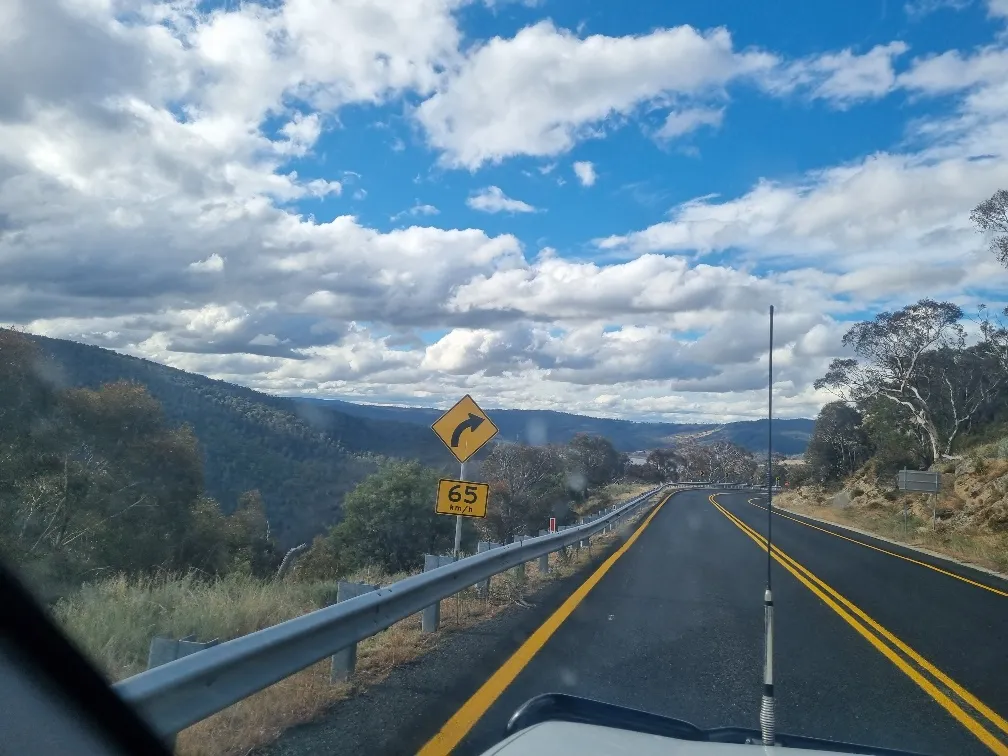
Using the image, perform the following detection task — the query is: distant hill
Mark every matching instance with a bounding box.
[294,398,814,456]
[22,334,813,545]
[26,335,461,548]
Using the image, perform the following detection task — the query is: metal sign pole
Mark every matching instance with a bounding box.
[454,461,466,557]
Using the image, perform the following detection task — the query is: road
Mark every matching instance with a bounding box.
[414,489,1008,756]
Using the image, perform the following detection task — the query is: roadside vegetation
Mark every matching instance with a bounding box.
[54,491,658,756]
[770,192,1008,574]
[0,326,668,753]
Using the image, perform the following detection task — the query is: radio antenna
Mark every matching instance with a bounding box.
[760,305,776,746]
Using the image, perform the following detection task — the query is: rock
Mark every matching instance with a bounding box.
[993,473,1008,496]
[980,501,1008,532]
[956,458,978,476]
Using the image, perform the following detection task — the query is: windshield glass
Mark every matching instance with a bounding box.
[2,2,1007,756]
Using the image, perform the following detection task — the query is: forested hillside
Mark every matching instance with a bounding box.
[24,333,460,547]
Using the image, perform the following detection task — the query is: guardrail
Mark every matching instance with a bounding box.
[114,481,775,739]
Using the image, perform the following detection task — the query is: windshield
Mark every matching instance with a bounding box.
[1,1,1007,756]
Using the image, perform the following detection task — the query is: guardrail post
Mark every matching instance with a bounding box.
[421,554,457,633]
[537,530,550,574]
[578,518,587,550]
[476,541,501,596]
[330,581,377,682]
[510,535,527,583]
[146,634,219,748]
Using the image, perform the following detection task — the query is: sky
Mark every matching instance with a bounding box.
[3,0,1008,423]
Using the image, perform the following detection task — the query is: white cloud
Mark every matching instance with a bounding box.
[3,0,1007,423]
[656,106,725,139]
[573,161,597,187]
[391,202,441,221]
[415,21,778,168]
[595,39,1008,319]
[763,42,910,105]
[897,45,1008,94]
[189,253,226,273]
[466,186,537,213]
[989,0,1008,18]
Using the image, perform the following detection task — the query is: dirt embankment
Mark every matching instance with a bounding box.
[775,451,1008,575]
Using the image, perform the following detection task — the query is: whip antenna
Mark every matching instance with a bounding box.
[760,305,776,746]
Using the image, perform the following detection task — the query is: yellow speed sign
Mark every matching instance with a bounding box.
[435,478,489,519]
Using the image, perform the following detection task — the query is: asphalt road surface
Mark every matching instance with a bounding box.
[415,489,1008,756]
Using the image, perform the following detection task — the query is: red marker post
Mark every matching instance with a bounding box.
[549,517,557,533]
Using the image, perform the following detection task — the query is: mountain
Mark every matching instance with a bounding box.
[294,398,814,456]
[22,333,813,545]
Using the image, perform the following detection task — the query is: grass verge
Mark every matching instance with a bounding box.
[775,495,1008,576]
[53,491,663,756]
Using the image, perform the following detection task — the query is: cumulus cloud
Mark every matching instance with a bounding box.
[466,186,537,213]
[415,21,778,168]
[573,161,597,187]
[598,82,1008,284]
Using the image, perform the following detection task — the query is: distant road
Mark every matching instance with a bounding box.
[419,489,1008,756]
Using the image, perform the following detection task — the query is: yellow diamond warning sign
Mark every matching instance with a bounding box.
[430,394,499,463]
[435,478,489,519]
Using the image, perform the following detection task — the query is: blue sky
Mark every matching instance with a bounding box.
[2,0,1007,421]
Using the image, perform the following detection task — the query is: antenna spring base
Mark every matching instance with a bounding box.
[760,694,776,746]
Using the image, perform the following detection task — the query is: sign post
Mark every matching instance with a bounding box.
[897,469,941,536]
[432,396,498,558]
[455,461,466,557]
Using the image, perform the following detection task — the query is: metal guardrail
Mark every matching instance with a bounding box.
[114,481,774,738]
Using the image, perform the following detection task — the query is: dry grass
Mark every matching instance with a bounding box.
[574,482,652,517]
[53,493,661,756]
[776,486,1008,576]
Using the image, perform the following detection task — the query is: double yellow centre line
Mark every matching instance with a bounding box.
[710,494,1008,756]
[742,497,1008,598]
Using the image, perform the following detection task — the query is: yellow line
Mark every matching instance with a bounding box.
[416,491,674,756]
[742,496,1007,598]
[711,495,1008,756]
[730,500,1008,738]
[738,500,1008,739]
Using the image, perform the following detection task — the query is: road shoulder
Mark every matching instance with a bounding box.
[768,499,1008,585]
[253,536,632,756]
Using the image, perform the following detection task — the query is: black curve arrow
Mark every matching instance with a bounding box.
[450,413,485,448]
